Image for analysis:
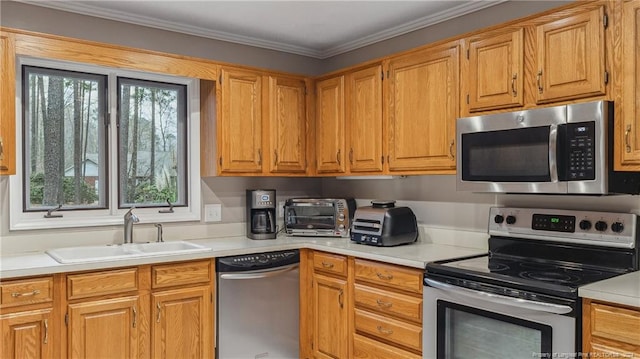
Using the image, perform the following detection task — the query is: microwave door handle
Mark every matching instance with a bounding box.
[549,124,558,182]
[424,278,572,315]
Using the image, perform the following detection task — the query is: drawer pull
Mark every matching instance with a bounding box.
[376,299,393,308]
[321,262,334,269]
[376,325,393,335]
[376,272,393,280]
[156,303,162,323]
[11,289,41,298]
[43,319,48,344]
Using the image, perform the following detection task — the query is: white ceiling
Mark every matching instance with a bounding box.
[20,0,506,59]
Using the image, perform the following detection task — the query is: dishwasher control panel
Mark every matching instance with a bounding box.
[216,249,299,272]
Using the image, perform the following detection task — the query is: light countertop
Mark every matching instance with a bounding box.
[0,234,486,279]
[579,271,640,308]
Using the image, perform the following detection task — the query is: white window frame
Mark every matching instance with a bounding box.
[10,57,201,230]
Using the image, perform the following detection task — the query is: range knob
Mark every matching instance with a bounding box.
[611,222,625,233]
[506,215,516,225]
[595,221,608,232]
[579,220,592,231]
[494,215,504,224]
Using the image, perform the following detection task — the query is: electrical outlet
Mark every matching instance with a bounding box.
[204,204,222,222]
[278,201,285,218]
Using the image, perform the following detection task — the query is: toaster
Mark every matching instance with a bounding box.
[350,200,418,246]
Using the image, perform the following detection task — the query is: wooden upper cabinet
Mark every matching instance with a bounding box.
[620,0,640,166]
[465,28,524,112]
[386,42,459,173]
[0,32,16,175]
[346,65,384,173]
[266,76,308,174]
[316,76,346,174]
[217,67,263,174]
[535,6,606,104]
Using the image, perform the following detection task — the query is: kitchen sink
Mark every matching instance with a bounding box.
[46,241,212,264]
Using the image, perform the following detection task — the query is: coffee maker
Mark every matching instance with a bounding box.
[246,189,277,239]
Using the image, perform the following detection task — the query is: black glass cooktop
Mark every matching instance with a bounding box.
[437,254,624,290]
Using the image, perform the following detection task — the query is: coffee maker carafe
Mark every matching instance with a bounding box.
[246,189,277,239]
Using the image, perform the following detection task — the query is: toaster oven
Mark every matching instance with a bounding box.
[284,198,356,237]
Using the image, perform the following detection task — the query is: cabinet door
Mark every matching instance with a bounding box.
[347,65,384,173]
[151,286,212,359]
[316,76,346,174]
[466,28,524,112]
[0,32,16,175]
[217,67,263,173]
[68,296,140,359]
[621,0,640,165]
[535,6,606,103]
[312,273,348,359]
[1,309,53,359]
[386,43,459,172]
[267,76,308,174]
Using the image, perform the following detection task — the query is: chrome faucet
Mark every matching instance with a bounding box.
[124,207,139,244]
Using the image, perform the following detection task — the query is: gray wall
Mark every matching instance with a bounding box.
[320,1,572,73]
[0,1,323,76]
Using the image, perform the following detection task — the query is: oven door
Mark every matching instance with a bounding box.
[423,279,576,359]
[456,105,568,194]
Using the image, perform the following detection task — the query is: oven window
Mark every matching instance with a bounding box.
[285,205,335,230]
[437,301,552,359]
[461,126,551,182]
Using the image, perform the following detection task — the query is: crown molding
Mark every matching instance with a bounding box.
[17,0,506,59]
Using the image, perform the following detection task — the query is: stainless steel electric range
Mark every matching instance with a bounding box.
[423,207,640,359]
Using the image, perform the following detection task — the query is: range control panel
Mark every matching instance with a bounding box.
[488,207,637,249]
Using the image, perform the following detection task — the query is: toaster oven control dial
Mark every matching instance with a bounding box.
[506,215,516,225]
[579,220,592,231]
[611,222,624,233]
[338,213,345,221]
[595,221,608,232]
[494,215,504,224]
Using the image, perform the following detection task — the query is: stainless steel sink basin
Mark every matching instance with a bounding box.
[46,241,212,264]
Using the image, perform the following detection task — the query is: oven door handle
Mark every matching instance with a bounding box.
[424,278,572,314]
[219,263,299,280]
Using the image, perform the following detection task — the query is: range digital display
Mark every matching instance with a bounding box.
[532,214,576,232]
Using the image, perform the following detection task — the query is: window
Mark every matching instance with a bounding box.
[10,58,200,230]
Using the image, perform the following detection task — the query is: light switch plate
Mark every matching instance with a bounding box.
[204,204,222,222]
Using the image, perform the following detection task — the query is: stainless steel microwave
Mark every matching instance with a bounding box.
[456,101,640,195]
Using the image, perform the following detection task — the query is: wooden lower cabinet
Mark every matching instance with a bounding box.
[1,308,54,359]
[68,296,141,359]
[151,286,212,359]
[301,250,423,359]
[583,299,640,357]
[0,276,55,359]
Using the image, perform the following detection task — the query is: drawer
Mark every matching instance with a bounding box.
[67,268,138,300]
[355,309,422,352]
[313,252,347,277]
[353,333,421,359]
[354,259,422,294]
[590,302,640,346]
[152,260,211,289]
[354,284,422,323]
[1,277,53,308]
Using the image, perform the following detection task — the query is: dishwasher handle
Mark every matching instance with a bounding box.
[219,263,299,280]
[424,278,572,315]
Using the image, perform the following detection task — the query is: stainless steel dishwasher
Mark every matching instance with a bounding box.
[216,249,299,359]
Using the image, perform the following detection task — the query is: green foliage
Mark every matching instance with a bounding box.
[30,173,98,205]
[132,180,177,204]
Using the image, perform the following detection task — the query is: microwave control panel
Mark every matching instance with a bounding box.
[567,122,595,181]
